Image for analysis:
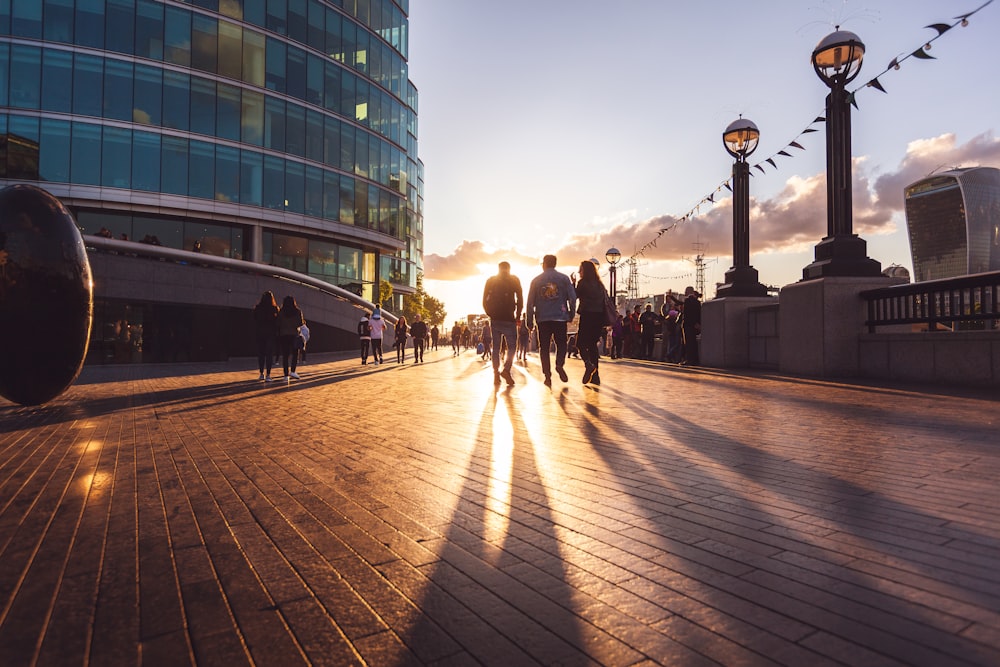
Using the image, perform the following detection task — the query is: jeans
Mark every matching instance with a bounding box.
[490,320,517,373]
[536,320,568,379]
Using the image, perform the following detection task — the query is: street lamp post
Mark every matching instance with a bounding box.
[605,247,621,304]
[802,29,881,279]
[716,117,767,298]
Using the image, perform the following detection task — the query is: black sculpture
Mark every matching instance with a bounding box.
[0,185,93,406]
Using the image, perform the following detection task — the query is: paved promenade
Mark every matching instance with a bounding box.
[1,347,998,666]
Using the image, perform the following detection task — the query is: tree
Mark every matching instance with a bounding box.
[423,294,446,327]
[378,279,393,308]
[402,273,447,326]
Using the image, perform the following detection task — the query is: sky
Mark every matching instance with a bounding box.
[407,0,1000,322]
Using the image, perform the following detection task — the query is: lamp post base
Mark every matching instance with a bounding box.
[716,265,768,298]
[802,235,881,280]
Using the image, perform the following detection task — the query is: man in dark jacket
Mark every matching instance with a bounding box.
[483,261,523,385]
[679,286,701,366]
[638,303,659,360]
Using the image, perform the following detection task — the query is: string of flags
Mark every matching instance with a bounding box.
[628,0,994,262]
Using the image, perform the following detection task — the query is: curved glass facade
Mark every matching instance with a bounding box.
[0,0,422,306]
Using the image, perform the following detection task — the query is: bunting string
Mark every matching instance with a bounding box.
[628,0,994,262]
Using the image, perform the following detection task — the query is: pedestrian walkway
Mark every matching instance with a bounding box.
[1,349,998,666]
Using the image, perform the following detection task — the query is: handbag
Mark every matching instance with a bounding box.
[603,293,620,331]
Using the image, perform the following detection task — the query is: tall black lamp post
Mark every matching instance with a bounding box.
[717,117,768,297]
[605,247,621,303]
[802,29,881,279]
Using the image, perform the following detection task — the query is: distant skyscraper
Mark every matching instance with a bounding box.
[904,167,1000,282]
[1,0,422,361]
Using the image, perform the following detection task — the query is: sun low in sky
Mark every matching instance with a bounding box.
[408,0,1000,321]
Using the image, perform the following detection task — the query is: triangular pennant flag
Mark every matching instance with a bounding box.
[867,78,888,93]
[847,91,859,109]
[789,141,805,150]
[912,47,936,59]
[802,128,818,134]
[889,57,900,70]
[813,116,826,123]
[766,158,776,168]
[925,23,952,36]
[707,194,715,203]
[754,165,765,174]
[724,182,732,192]
[777,150,791,157]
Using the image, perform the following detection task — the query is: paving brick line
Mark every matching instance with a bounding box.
[0,355,1000,664]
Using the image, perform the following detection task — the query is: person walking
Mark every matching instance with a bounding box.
[394,315,408,363]
[277,295,305,380]
[252,291,279,381]
[660,299,681,363]
[358,311,372,365]
[525,254,576,385]
[574,259,609,385]
[410,314,428,362]
[369,303,387,364]
[430,324,439,350]
[297,320,310,363]
[479,320,493,361]
[451,321,462,356]
[515,317,530,363]
[679,286,702,366]
[482,261,523,386]
[639,304,659,360]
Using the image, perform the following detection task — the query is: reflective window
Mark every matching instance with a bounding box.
[215,144,240,203]
[241,89,264,146]
[106,0,135,55]
[0,44,8,107]
[190,77,216,136]
[41,49,73,113]
[264,96,285,150]
[10,0,42,38]
[185,221,231,256]
[71,122,101,185]
[308,239,337,278]
[216,82,241,141]
[240,149,263,206]
[132,130,160,192]
[285,160,304,213]
[9,44,40,109]
[192,14,218,73]
[285,103,305,156]
[286,46,306,100]
[306,53,323,105]
[188,140,215,200]
[103,59,134,121]
[39,118,71,183]
[323,115,340,165]
[288,0,307,44]
[133,64,162,125]
[305,109,324,162]
[161,135,189,195]
[264,37,285,92]
[339,175,354,225]
[243,29,265,87]
[323,170,339,220]
[43,0,74,43]
[102,125,132,188]
[217,21,242,80]
[262,154,284,209]
[6,114,39,179]
[133,214,182,248]
[354,179,367,227]
[72,53,102,117]
[135,0,164,60]
[339,123,354,172]
[304,164,323,217]
[75,0,105,49]
[242,0,266,27]
[307,0,326,52]
[266,0,287,36]
[164,5,190,66]
[162,70,189,130]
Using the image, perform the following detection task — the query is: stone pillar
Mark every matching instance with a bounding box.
[702,296,776,368]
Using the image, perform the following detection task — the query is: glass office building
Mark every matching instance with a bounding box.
[0,0,422,339]
[904,167,1000,282]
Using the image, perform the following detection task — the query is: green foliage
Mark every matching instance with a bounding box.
[401,273,447,326]
[378,279,393,308]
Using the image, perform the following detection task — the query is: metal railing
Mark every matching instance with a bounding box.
[82,235,396,324]
[861,270,1000,333]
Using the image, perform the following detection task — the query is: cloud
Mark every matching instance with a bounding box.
[425,132,1000,280]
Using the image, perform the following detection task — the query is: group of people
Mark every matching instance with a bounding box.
[482,255,611,387]
[357,304,431,365]
[252,291,309,381]
[615,287,702,365]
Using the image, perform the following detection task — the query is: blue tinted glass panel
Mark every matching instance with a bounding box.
[216,145,240,203]
[217,21,242,80]
[44,0,74,42]
[101,126,131,188]
[193,0,218,13]
[188,140,215,200]
[216,82,241,141]
[285,161,304,214]
[305,110,323,162]
[11,0,42,38]
[7,114,39,179]
[39,118,71,183]
[162,70,190,130]
[75,0,104,49]
[103,59,134,121]
[106,0,136,55]
[192,14,218,74]
[133,64,162,125]
[304,165,323,217]
[190,77,216,136]
[339,176,354,224]
[286,46,306,100]
[0,44,8,107]
[353,179,367,227]
[264,37,285,92]
[132,130,160,191]
[262,154,284,209]
[339,70,355,118]
[263,96,284,150]
[135,0,164,60]
[71,122,101,185]
[242,30,265,87]
[41,49,73,113]
[161,135,188,195]
[164,5,191,66]
[323,171,339,220]
[240,149,263,206]
[266,0,287,35]
[242,0,265,27]
[285,104,305,157]
[326,10,342,61]
[72,53,102,116]
[339,123,354,172]
[323,60,339,112]
[307,0,325,51]
[287,0,307,44]
[9,44,40,109]
[306,53,323,106]
[323,115,340,166]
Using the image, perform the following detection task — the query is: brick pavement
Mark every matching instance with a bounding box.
[1,347,998,666]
